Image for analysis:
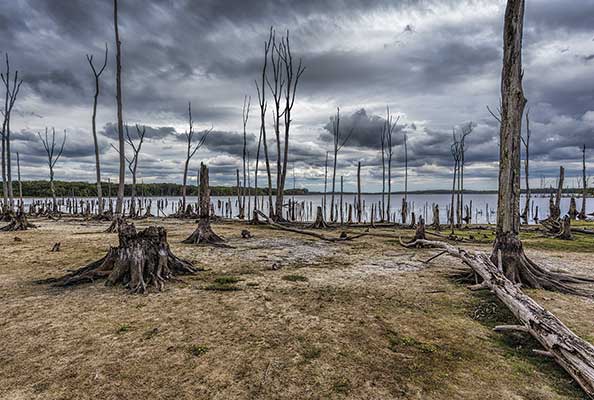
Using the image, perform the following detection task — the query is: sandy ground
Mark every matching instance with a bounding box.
[1,217,593,400]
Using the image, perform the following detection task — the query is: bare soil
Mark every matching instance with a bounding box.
[1,218,593,399]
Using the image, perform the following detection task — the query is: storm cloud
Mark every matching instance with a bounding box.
[1,0,593,190]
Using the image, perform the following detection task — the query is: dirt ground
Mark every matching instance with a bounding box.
[1,217,593,400]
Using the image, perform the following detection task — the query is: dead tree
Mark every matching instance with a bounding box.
[0,209,35,231]
[383,106,399,222]
[329,108,354,222]
[309,206,329,229]
[113,125,145,218]
[86,44,108,215]
[450,131,461,233]
[457,122,473,225]
[549,166,564,220]
[181,102,210,215]
[42,221,198,293]
[520,108,531,222]
[255,27,274,218]
[401,129,408,224]
[1,53,23,210]
[241,95,251,219]
[380,124,386,221]
[16,152,22,209]
[357,161,362,223]
[432,204,440,231]
[38,128,66,213]
[491,0,591,295]
[323,151,329,219]
[113,0,125,217]
[569,196,578,220]
[579,144,588,220]
[183,163,224,245]
[269,29,305,221]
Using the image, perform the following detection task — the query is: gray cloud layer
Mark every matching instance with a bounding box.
[1,0,593,190]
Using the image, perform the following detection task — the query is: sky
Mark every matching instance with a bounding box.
[1,0,593,192]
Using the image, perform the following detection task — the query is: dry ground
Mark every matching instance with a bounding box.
[1,217,593,400]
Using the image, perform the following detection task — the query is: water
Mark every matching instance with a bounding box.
[23,193,589,225]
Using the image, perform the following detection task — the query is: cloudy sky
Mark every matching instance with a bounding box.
[1,0,593,191]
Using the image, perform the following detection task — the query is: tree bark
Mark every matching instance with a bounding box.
[579,144,587,220]
[113,0,126,216]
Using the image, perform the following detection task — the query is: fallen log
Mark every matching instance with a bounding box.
[255,210,365,242]
[400,238,594,398]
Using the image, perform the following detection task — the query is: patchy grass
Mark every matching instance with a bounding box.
[0,218,592,399]
[282,274,309,282]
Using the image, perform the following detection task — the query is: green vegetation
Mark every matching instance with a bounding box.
[188,345,209,357]
[116,324,131,334]
[282,274,309,282]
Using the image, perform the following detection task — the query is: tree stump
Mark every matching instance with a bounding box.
[183,163,225,245]
[413,217,426,241]
[42,221,198,293]
[105,215,125,233]
[569,197,578,220]
[556,215,573,240]
[432,204,440,231]
[309,206,329,229]
[0,211,35,231]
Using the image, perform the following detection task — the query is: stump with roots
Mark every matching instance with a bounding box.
[407,217,426,245]
[183,217,225,245]
[309,206,329,229]
[43,221,198,293]
[555,215,573,240]
[183,162,225,245]
[491,232,594,297]
[1,211,36,231]
[249,209,263,225]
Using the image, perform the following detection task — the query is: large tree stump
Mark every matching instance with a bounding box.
[105,215,125,233]
[43,221,198,293]
[183,163,225,245]
[0,211,35,231]
[432,204,440,231]
[556,215,573,240]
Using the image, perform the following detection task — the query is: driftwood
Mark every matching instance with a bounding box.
[401,238,594,398]
[255,210,364,242]
[41,221,198,293]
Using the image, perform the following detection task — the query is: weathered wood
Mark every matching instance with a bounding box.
[402,238,594,398]
[43,222,198,293]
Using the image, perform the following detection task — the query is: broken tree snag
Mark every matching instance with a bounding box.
[183,163,224,245]
[401,238,594,398]
[413,217,426,241]
[556,215,573,240]
[44,221,198,293]
[569,196,578,220]
[0,210,35,231]
[432,204,440,230]
[309,206,329,229]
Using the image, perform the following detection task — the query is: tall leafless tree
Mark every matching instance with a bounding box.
[38,128,66,212]
[489,0,591,295]
[329,108,354,222]
[450,130,461,233]
[268,30,305,221]
[579,144,588,220]
[241,95,251,219]
[520,108,531,221]
[383,106,399,222]
[323,151,329,219]
[86,44,108,215]
[121,125,145,217]
[113,0,125,217]
[16,152,22,209]
[255,28,274,218]
[181,102,211,214]
[401,129,408,224]
[457,122,473,224]
[1,53,23,210]
[380,124,386,220]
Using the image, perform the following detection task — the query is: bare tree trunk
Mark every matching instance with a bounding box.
[242,95,250,218]
[339,175,344,225]
[183,163,224,244]
[16,152,22,209]
[113,0,125,216]
[521,109,531,221]
[323,151,328,219]
[579,144,587,220]
[549,166,564,220]
[87,45,108,215]
[402,131,408,224]
[236,168,243,219]
[357,161,362,223]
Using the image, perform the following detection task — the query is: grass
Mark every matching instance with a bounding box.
[0,217,592,399]
[282,274,309,282]
[188,344,209,357]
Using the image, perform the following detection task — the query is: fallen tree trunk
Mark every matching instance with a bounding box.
[255,210,364,242]
[401,238,594,398]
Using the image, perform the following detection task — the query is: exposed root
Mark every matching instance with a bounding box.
[308,206,329,229]
[0,211,36,231]
[182,217,226,246]
[40,221,199,293]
